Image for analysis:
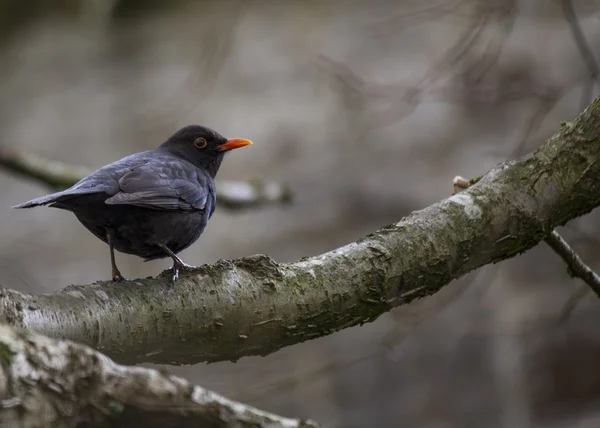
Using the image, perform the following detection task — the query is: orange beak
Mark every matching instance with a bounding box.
[217,138,253,152]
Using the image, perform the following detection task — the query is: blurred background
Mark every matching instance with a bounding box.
[1,0,600,426]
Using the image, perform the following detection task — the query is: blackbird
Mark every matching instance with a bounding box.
[13,125,252,282]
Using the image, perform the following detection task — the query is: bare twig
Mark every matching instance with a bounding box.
[371,1,468,37]
[319,1,554,134]
[0,150,292,210]
[561,0,600,111]
[511,87,565,155]
[545,230,600,298]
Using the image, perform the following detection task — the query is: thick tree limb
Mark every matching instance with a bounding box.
[453,176,600,325]
[2,97,600,365]
[0,325,317,428]
[0,150,292,210]
[453,176,600,299]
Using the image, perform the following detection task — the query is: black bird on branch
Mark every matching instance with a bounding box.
[14,125,252,282]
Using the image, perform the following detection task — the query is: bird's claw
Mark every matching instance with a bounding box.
[112,272,126,282]
[169,262,197,283]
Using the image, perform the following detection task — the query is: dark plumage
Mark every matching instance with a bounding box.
[13,125,252,281]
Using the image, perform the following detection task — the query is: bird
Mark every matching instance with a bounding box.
[13,125,252,282]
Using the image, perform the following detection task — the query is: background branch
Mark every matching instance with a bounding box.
[0,150,292,210]
[1,96,600,366]
[561,0,600,110]
[0,325,317,428]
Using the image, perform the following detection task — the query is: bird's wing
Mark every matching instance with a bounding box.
[104,161,214,212]
[12,156,130,208]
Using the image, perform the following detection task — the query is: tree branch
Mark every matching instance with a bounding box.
[561,0,600,84]
[544,230,600,297]
[0,325,317,428]
[452,182,600,299]
[0,150,292,210]
[3,97,600,366]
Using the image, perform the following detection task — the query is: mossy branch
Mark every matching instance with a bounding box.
[1,97,600,365]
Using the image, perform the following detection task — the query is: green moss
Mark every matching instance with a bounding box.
[0,342,14,365]
[102,399,125,416]
[469,175,482,186]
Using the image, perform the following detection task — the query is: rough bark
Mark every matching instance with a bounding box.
[1,97,600,366]
[0,325,318,428]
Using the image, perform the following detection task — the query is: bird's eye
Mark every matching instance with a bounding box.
[194,137,207,149]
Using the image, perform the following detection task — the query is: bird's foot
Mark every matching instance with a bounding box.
[112,272,127,282]
[111,267,126,282]
[169,261,197,282]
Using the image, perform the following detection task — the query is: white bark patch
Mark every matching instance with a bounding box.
[220,269,250,304]
[449,193,482,219]
[190,387,301,428]
[95,290,110,301]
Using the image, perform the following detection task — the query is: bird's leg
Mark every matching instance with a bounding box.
[106,231,125,282]
[159,244,197,282]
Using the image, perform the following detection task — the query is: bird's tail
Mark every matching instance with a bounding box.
[13,190,71,209]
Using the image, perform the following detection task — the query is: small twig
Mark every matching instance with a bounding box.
[371,1,467,37]
[562,0,600,111]
[544,230,600,298]
[561,0,600,85]
[0,150,292,211]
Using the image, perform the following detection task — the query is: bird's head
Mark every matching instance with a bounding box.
[160,125,252,178]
